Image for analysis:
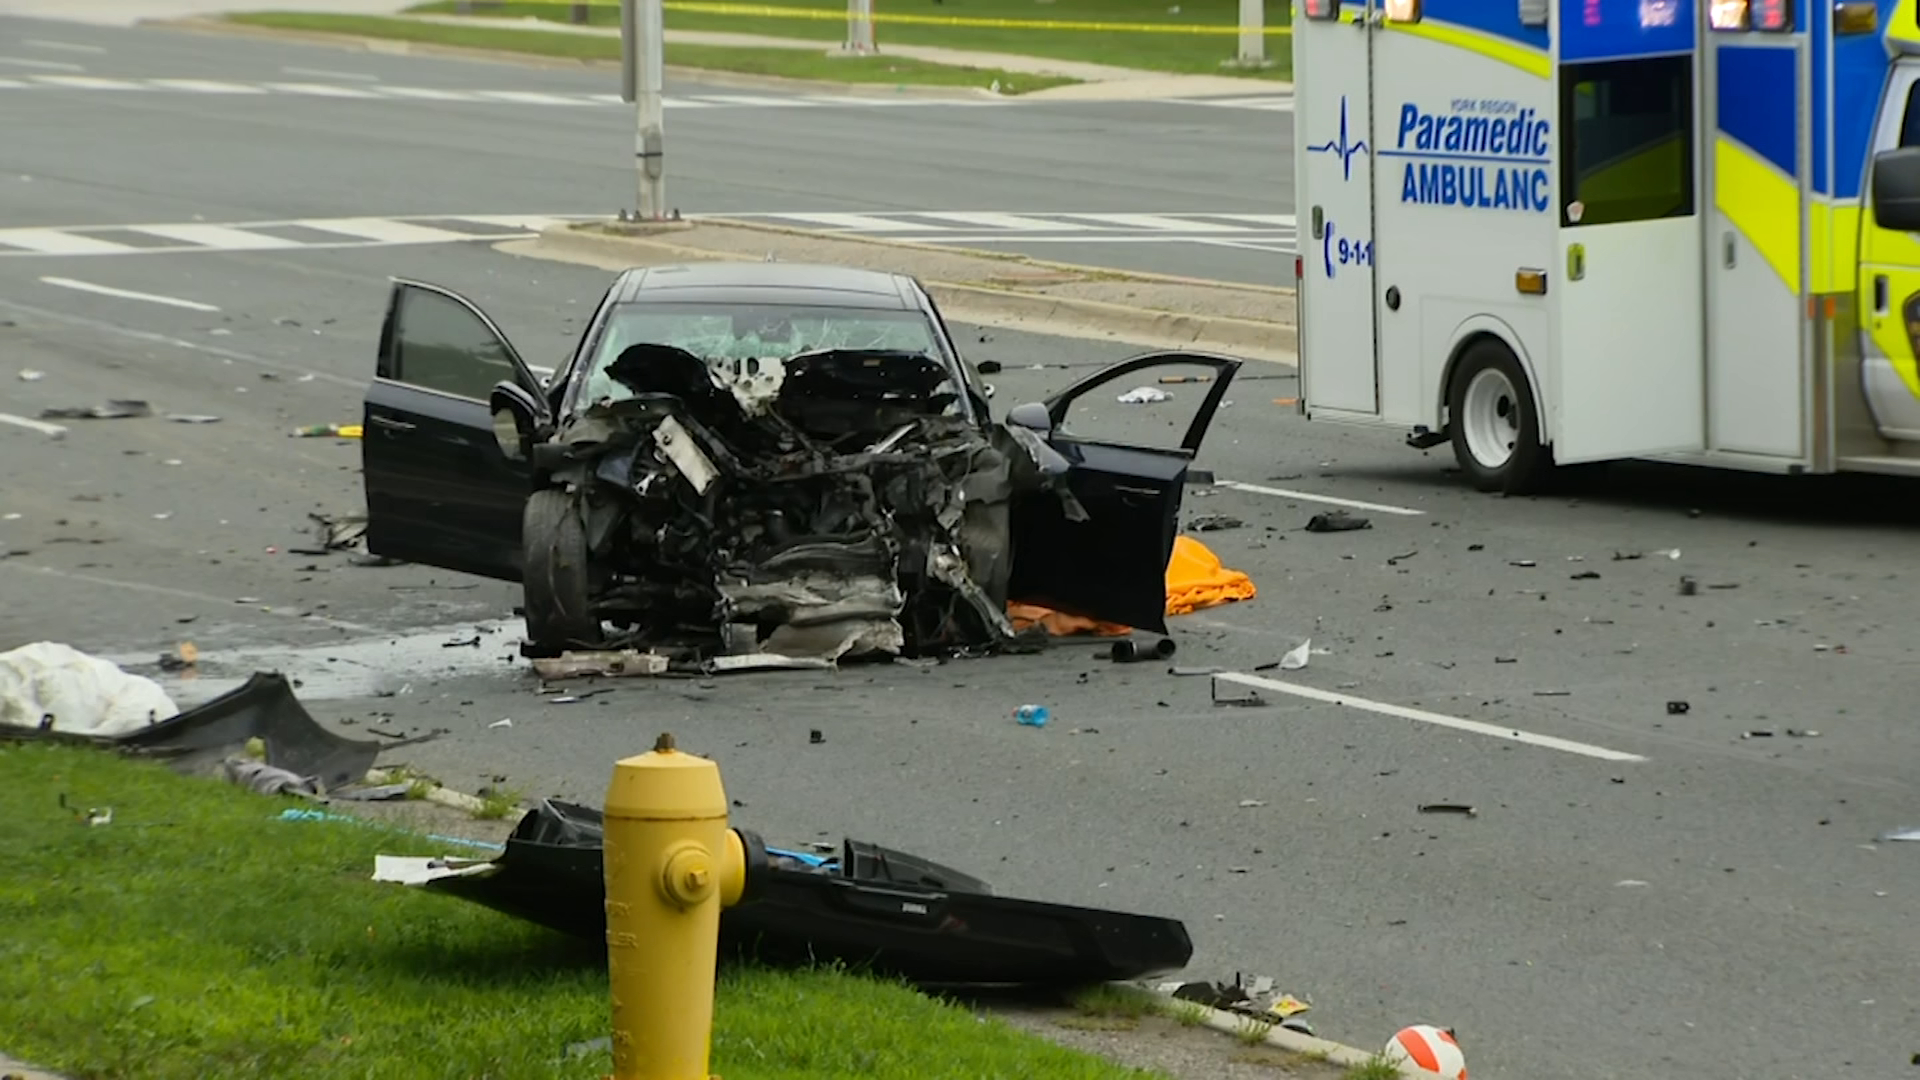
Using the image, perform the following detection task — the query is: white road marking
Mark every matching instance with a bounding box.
[39,276,220,312]
[1196,238,1297,253]
[471,89,590,105]
[0,55,83,71]
[1062,212,1248,233]
[763,212,940,232]
[30,74,139,89]
[899,233,1294,245]
[281,65,380,82]
[1200,213,1300,226]
[0,213,586,257]
[129,223,292,250]
[0,228,137,254]
[377,85,476,100]
[1214,671,1650,763]
[264,81,381,98]
[296,217,490,244]
[1217,480,1426,516]
[145,78,267,94]
[0,412,67,436]
[26,40,107,54]
[913,211,1096,231]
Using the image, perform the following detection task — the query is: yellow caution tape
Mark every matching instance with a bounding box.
[508,0,1294,34]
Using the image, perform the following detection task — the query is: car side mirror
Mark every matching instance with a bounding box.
[1006,402,1052,433]
[489,381,544,462]
[1872,147,1920,233]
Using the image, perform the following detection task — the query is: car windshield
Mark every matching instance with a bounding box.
[577,302,943,407]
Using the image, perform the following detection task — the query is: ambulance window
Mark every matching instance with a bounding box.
[1901,81,1920,147]
[1559,54,1696,227]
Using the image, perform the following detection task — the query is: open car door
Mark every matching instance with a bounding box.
[1006,350,1241,635]
[362,279,546,582]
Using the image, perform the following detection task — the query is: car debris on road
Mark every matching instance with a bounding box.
[368,796,1194,987]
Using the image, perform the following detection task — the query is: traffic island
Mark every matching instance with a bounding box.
[507,219,1298,362]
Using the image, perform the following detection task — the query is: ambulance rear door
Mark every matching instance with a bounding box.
[1295,0,1381,417]
[1550,0,1708,463]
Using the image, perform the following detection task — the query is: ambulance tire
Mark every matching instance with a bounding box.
[1447,342,1552,495]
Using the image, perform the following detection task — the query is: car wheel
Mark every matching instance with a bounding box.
[522,488,602,655]
[1447,340,1553,495]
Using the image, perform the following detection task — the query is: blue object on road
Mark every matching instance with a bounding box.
[1014,704,1049,727]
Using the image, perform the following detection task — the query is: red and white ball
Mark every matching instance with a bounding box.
[1382,1024,1467,1079]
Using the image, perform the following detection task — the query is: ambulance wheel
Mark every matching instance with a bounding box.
[1447,342,1551,495]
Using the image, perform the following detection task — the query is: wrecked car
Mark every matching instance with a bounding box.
[360,264,1240,659]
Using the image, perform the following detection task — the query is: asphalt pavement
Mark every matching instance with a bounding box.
[0,15,1294,284]
[3,14,1919,1080]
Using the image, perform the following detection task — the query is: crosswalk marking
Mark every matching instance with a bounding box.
[0,214,595,257]
[0,228,139,255]
[0,211,1298,259]
[131,223,289,249]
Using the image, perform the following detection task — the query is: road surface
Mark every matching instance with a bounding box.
[1,15,1917,1080]
[0,13,1295,284]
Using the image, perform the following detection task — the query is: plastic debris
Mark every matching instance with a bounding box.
[1188,513,1243,532]
[1305,510,1370,532]
[1014,704,1049,727]
[40,399,151,420]
[1110,638,1176,663]
[293,423,363,438]
[1418,803,1478,816]
[18,369,44,381]
[1880,827,1920,842]
[1117,386,1172,404]
[530,650,670,681]
[1276,638,1311,671]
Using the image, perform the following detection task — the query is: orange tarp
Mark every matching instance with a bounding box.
[1006,535,1257,637]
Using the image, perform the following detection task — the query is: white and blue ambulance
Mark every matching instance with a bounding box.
[1290,0,1920,492]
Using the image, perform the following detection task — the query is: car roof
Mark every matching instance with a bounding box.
[614,262,920,310]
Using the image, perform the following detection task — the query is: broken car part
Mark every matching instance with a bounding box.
[378,797,1193,986]
[355,267,1243,665]
[2,671,383,793]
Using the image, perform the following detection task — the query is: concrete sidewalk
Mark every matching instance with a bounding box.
[402,12,1292,97]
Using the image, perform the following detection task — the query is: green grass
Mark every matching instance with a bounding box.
[1341,1057,1405,1080]
[0,743,1166,1080]
[226,11,1078,92]
[405,0,1294,78]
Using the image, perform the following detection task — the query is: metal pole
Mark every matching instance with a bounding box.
[1237,0,1264,64]
[845,0,875,53]
[631,0,666,219]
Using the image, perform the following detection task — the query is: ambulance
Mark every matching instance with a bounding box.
[1289,0,1920,492]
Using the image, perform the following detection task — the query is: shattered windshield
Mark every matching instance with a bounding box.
[577,302,944,408]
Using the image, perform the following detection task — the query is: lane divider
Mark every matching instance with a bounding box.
[1214,671,1650,763]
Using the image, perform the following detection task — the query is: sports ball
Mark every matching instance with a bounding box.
[1382,1024,1467,1079]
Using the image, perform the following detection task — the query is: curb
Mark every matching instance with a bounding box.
[1146,989,1442,1079]
[523,223,1299,364]
[140,17,1048,100]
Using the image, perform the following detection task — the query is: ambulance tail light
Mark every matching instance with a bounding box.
[1295,256,1304,282]
[1301,0,1340,21]
[1834,0,1876,34]
[1516,269,1548,295]
[1384,0,1422,21]
[1710,0,1793,30]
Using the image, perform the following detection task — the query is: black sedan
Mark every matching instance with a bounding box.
[360,262,1241,660]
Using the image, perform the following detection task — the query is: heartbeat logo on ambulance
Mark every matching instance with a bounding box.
[1386,102,1553,213]
[1306,95,1369,182]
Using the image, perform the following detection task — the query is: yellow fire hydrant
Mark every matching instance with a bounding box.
[604,732,766,1080]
